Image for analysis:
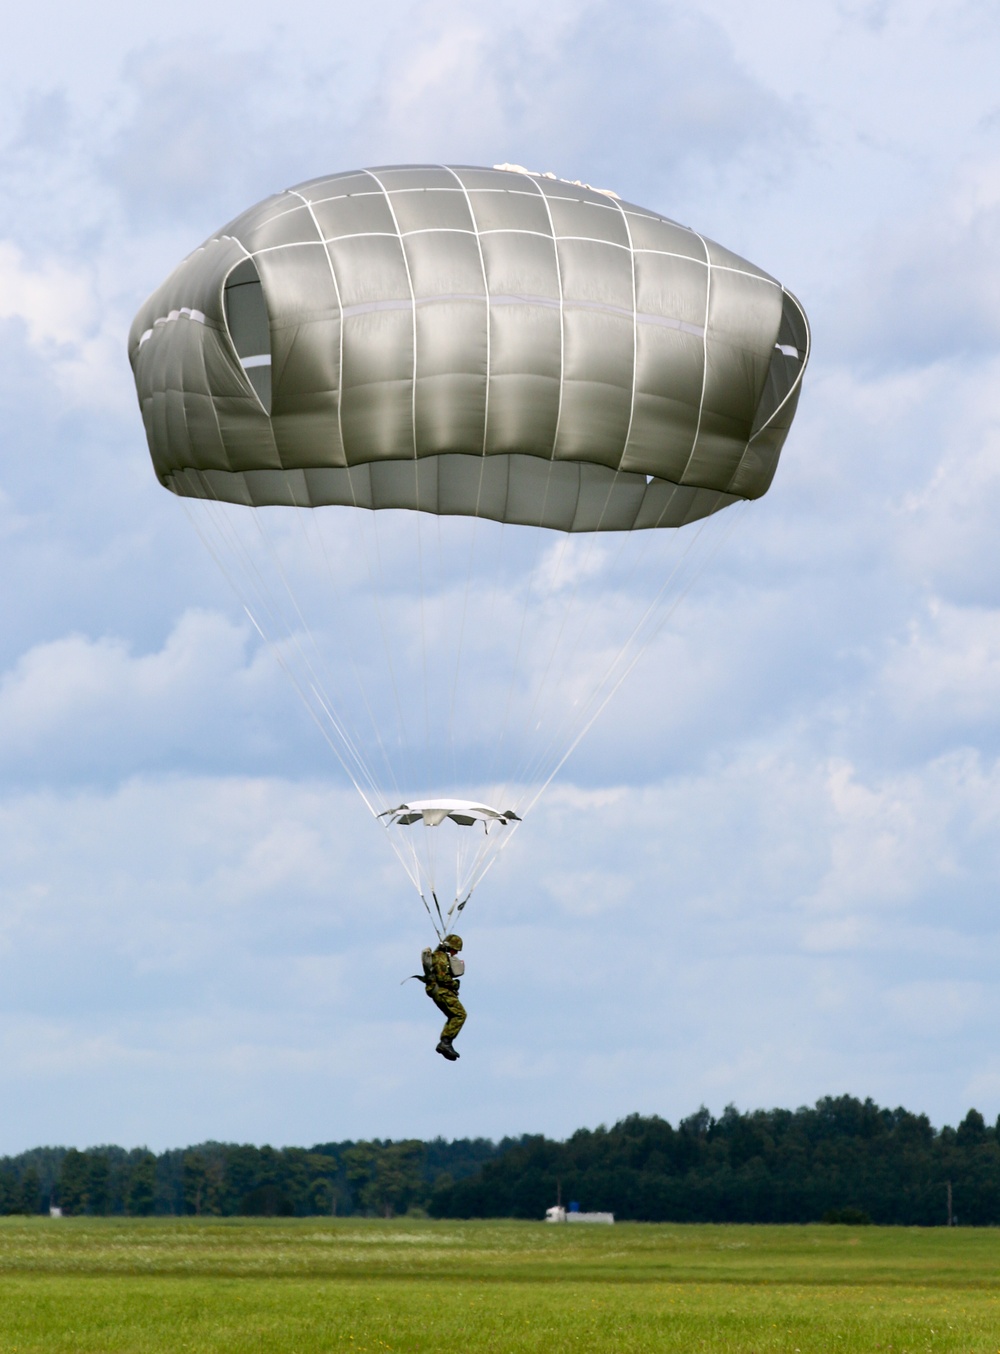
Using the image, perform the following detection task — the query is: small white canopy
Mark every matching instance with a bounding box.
[380,799,521,829]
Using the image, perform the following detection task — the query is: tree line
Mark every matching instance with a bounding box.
[0,1137,517,1218]
[430,1097,1000,1225]
[2,1097,999,1224]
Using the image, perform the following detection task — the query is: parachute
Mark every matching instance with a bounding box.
[129,163,809,933]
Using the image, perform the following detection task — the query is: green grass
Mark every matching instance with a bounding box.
[0,1217,998,1352]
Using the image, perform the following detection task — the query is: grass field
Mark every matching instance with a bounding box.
[0,1217,998,1353]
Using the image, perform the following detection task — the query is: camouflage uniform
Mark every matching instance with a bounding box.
[426,937,467,1041]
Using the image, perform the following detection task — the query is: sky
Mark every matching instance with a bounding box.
[2,0,1000,1153]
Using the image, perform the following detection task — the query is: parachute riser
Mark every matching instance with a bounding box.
[431,891,447,936]
[418,892,445,942]
[450,890,473,919]
[416,886,474,939]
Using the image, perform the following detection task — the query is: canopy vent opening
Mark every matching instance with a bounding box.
[224,256,271,412]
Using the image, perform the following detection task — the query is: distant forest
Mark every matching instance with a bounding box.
[2,1097,998,1225]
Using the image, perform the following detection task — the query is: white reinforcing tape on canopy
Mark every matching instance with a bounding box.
[138,308,205,345]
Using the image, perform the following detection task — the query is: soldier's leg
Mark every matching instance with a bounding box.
[438,990,466,1041]
[431,989,466,1040]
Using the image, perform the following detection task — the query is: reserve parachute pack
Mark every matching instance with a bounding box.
[449,953,465,977]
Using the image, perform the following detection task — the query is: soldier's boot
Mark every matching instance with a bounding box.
[436,1037,459,1061]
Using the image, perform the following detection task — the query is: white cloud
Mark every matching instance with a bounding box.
[357,0,798,200]
[543,867,632,918]
[0,610,301,782]
[0,240,133,409]
[829,154,1000,368]
[879,599,1000,741]
[1,736,1000,1148]
[884,980,990,1039]
[835,0,892,31]
[533,538,612,596]
[0,240,94,347]
[891,356,1000,607]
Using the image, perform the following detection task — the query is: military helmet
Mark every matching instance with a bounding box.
[442,933,464,952]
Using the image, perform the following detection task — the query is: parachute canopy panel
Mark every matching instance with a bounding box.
[129,164,810,533]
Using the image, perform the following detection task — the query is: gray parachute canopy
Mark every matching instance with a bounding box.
[128,164,809,532]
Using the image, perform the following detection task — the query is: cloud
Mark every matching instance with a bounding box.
[0,236,139,411]
[104,45,304,230]
[80,1,802,250]
[890,354,1000,608]
[831,155,1000,369]
[0,769,467,1146]
[0,236,132,409]
[884,980,989,1038]
[543,867,633,918]
[877,599,1000,753]
[836,0,893,32]
[2,734,1000,1147]
[796,755,971,924]
[358,0,800,200]
[0,241,95,347]
[0,773,386,1005]
[0,610,308,784]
